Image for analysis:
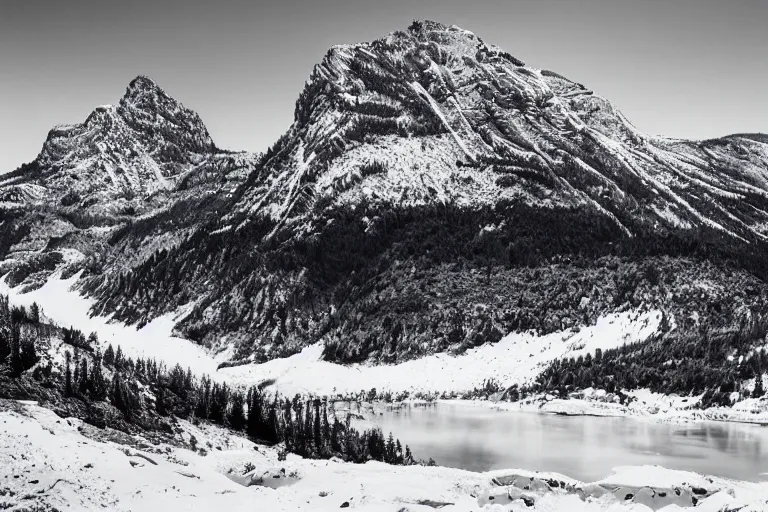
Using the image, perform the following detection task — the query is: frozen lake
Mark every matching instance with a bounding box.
[354,401,768,482]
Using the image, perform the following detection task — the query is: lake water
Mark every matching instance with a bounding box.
[352,402,768,482]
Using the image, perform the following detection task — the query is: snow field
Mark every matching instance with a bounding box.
[1,271,662,397]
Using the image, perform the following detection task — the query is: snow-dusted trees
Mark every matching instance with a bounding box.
[532,314,768,407]
[110,371,138,419]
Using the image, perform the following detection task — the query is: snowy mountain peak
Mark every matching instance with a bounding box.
[103,20,768,364]
[0,76,222,208]
[117,75,216,155]
[235,20,768,245]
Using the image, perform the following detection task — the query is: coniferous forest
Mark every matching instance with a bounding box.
[0,294,418,466]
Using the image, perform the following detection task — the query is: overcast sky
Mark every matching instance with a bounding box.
[1,0,766,171]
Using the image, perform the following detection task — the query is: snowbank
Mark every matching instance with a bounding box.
[220,309,662,397]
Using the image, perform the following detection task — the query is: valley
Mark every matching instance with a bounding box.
[2,19,768,511]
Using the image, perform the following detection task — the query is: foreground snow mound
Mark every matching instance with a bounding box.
[2,400,768,511]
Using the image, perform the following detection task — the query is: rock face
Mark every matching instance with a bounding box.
[4,21,768,368]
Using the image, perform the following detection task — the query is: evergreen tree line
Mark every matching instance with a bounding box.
[0,294,417,466]
[530,314,768,408]
[65,344,419,464]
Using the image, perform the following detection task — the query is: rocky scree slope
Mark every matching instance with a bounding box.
[0,76,253,290]
[10,22,768,370]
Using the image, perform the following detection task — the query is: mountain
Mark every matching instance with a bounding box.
[0,76,253,289]
[4,22,768,387]
[66,21,768,372]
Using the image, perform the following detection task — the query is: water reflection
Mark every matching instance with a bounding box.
[353,402,768,481]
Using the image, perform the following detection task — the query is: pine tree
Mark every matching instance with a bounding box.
[0,313,9,364]
[196,376,212,419]
[283,398,294,451]
[312,398,322,455]
[754,374,765,398]
[64,351,73,396]
[19,337,38,373]
[9,324,21,374]
[344,415,354,461]
[29,302,40,324]
[292,398,304,453]
[322,399,331,456]
[331,416,343,455]
[367,429,385,461]
[266,395,280,443]
[169,363,186,397]
[228,391,246,430]
[114,346,124,369]
[246,387,262,439]
[303,401,314,455]
[184,368,194,394]
[385,432,396,463]
[73,356,80,394]
[209,383,228,424]
[155,386,169,416]
[111,372,134,418]
[90,356,107,400]
[79,358,89,395]
[103,344,115,366]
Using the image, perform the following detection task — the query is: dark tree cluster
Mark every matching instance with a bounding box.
[0,297,42,376]
[242,390,417,465]
[0,295,417,466]
[531,314,768,407]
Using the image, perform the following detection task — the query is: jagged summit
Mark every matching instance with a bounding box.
[118,75,216,154]
[123,75,164,99]
[234,20,767,244]
[0,75,252,291]
[0,75,220,206]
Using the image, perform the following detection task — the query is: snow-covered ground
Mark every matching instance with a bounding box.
[2,400,768,512]
[499,389,768,426]
[0,271,229,377]
[0,271,661,398]
[220,306,660,397]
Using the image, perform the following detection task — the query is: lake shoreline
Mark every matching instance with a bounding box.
[339,394,768,427]
[350,399,768,483]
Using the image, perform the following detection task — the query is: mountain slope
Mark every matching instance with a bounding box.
[72,21,768,369]
[0,76,253,289]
